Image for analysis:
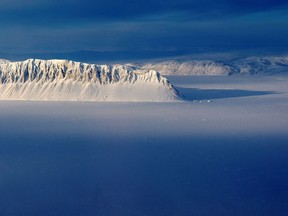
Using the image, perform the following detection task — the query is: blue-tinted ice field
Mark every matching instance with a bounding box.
[0,75,288,216]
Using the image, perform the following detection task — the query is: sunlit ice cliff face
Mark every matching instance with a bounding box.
[0,59,180,102]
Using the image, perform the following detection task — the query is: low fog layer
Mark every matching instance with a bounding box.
[0,75,288,215]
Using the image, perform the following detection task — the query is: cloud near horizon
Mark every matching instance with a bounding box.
[0,0,288,61]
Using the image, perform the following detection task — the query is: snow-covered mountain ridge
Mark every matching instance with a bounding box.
[0,59,10,64]
[232,56,288,74]
[141,60,233,76]
[0,59,179,101]
[135,56,288,76]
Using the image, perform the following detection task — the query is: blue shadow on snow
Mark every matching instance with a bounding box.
[176,87,276,101]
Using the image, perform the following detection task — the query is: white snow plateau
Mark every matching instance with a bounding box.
[0,59,179,102]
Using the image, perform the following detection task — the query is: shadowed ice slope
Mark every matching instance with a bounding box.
[0,59,180,101]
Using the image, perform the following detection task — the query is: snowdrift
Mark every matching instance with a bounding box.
[0,59,180,102]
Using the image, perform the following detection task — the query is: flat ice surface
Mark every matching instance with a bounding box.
[0,75,288,216]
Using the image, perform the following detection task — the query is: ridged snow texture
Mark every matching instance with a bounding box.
[0,59,179,101]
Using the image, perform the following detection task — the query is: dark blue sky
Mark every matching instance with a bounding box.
[1,0,288,62]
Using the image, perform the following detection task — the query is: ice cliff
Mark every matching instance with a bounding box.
[0,59,180,101]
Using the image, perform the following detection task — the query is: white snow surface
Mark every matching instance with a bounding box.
[0,59,179,101]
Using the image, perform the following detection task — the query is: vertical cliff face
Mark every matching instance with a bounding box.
[0,59,180,101]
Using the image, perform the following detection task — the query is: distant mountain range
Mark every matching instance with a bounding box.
[2,55,288,77]
[134,56,288,76]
